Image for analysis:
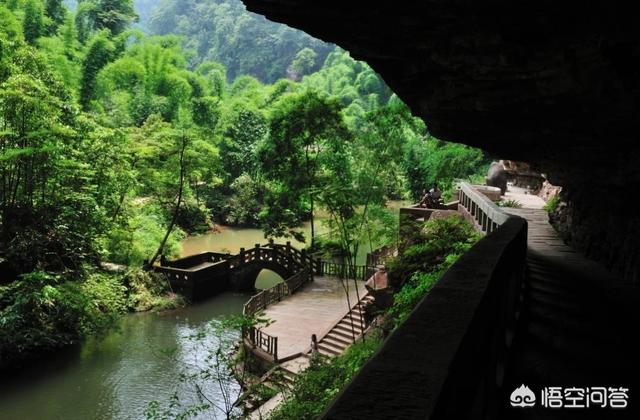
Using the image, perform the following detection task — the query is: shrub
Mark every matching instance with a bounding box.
[222,174,264,227]
[125,269,185,312]
[312,235,348,259]
[387,268,445,326]
[174,201,213,234]
[544,195,561,214]
[80,272,128,334]
[387,215,481,325]
[497,199,522,208]
[388,215,480,286]
[270,334,382,419]
[0,270,128,367]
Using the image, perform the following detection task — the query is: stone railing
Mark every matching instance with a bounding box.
[321,182,528,419]
[317,261,375,282]
[285,265,313,293]
[245,327,278,362]
[243,281,289,317]
[458,182,510,234]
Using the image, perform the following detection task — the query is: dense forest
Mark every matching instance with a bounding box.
[0,0,487,367]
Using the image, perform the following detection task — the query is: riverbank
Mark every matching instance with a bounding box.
[0,290,248,419]
[0,267,185,372]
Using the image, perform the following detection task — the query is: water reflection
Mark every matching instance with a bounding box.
[0,292,247,420]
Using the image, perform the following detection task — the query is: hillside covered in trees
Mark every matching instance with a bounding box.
[145,0,334,83]
[0,0,487,367]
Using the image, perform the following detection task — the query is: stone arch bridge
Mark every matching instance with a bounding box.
[152,241,320,300]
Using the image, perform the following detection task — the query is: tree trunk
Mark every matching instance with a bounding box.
[310,192,315,250]
[148,133,187,267]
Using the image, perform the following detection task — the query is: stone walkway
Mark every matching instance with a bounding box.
[260,276,367,360]
[502,188,640,419]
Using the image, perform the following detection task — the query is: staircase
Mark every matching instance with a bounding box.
[317,294,374,357]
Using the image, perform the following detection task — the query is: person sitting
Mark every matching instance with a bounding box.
[418,189,430,207]
[427,182,443,208]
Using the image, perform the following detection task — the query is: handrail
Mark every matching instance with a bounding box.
[244,327,278,362]
[458,182,510,233]
[317,261,375,281]
[321,183,528,419]
[243,281,290,317]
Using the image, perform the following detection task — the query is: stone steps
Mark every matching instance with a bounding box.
[316,293,371,358]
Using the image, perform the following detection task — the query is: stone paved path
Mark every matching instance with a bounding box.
[501,188,640,419]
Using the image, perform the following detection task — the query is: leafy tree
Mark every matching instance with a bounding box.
[95,0,138,35]
[302,49,392,126]
[0,4,24,43]
[288,47,317,80]
[23,0,46,44]
[75,0,97,44]
[80,31,114,108]
[404,137,488,199]
[196,61,227,99]
[61,12,78,57]
[95,35,198,124]
[258,90,350,246]
[44,0,67,34]
[217,108,266,183]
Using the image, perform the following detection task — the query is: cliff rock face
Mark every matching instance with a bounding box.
[242,0,640,285]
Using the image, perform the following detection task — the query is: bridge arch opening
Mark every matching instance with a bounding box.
[254,269,285,290]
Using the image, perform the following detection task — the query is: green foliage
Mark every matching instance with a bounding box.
[497,199,523,208]
[44,0,66,34]
[80,271,128,330]
[544,194,561,214]
[80,31,114,107]
[217,173,263,226]
[387,216,481,325]
[388,216,481,286]
[302,49,392,126]
[23,0,46,44]
[100,202,184,266]
[75,0,138,42]
[0,270,127,367]
[124,269,184,312]
[257,89,349,241]
[270,334,382,419]
[288,47,317,80]
[404,137,489,200]
[217,107,266,183]
[1,5,24,43]
[387,268,445,326]
[148,0,332,83]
